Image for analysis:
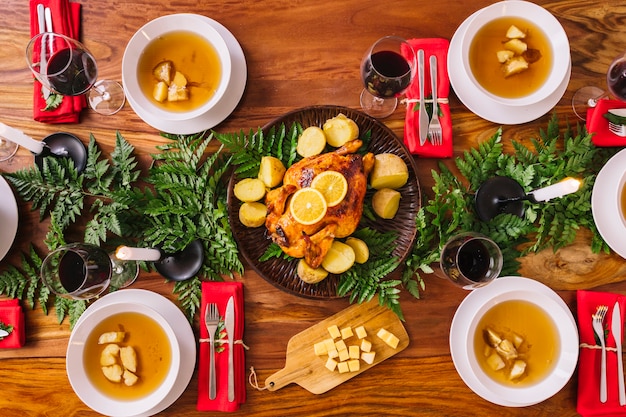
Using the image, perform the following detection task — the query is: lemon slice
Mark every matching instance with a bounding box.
[289,188,328,225]
[310,171,348,207]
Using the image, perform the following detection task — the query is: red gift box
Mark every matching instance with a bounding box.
[197,281,246,412]
[28,0,86,123]
[0,299,25,349]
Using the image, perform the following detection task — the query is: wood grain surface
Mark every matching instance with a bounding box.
[0,0,625,416]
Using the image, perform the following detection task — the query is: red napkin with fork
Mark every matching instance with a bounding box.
[402,38,453,158]
[28,0,86,123]
[586,99,626,147]
[197,281,246,412]
[577,290,626,416]
[0,299,25,349]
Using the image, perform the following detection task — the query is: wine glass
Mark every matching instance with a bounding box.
[0,137,18,162]
[440,232,503,290]
[41,243,139,300]
[26,32,126,116]
[360,36,416,118]
[572,50,626,120]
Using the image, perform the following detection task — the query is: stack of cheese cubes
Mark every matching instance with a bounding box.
[313,324,399,374]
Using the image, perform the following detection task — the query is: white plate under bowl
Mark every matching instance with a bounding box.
[450,276,578,407]
[124,14,247,134]
[448,8,570,124]
[459,0,570,107]
[69,289,196,417]
[592,148,626,258]
[0,176,18,262]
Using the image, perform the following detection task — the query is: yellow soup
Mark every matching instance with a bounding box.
[137,30,222,112]
[469,17,552,99]
[83,312,172,400]
[474,300,559,387]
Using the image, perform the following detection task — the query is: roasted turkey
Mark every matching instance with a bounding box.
[265,140,375,268]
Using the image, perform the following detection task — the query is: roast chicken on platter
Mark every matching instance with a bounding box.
[265,140,375,268]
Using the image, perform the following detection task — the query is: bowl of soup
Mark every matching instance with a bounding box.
[459,1,570,107]
[66,301,181,417]
[450,276,578,406]
[122,13,232,121]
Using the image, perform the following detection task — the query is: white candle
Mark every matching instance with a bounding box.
[0,122,44,154]
[115,246,162,261]
[530,178,582,202]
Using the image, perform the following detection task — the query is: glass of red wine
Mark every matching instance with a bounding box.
[360,36,416,118]
[41,243,139,300]
[572,50,626,120]
[440,232,503,290]
[26,32,125,116]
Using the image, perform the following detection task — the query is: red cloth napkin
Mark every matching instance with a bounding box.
[586,99,626,147]
[403,38,453,158]
[28,0,86,123]
[0,299,25,349]
[577,290,626,416]
[197,281,246,412]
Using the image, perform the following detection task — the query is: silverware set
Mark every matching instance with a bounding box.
[592,302,625,405]
[416,49,442,146]
[204,296,236,401]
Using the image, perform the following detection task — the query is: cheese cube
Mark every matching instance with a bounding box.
[349,345,360,359]
[335,340,347,352]
[355,325,367,339]
[348,359,360,372]
[323,338,336,352]
[340,326,353,340]
[337,361,350,374]
[338,349,350,362]
[361,351,376,365]
[360,339,372,353]
[327,325,341,339]
[314,341,328,356]
[377,328,400,349]
[325,357,338,372]
[327,349,339,359]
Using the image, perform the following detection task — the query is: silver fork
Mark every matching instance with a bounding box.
[608,121,626,137]
[204,303,220,400]
[428,55,442,145]
[592,305,609,403]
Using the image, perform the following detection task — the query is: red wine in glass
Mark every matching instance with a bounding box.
[608,57,626,101]
[440,232,503,289]
[359,36,416,118]
[46,48,98,96]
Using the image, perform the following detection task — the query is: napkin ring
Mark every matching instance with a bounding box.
[580,342,617,352]
[402,97,449,106]
[199,336,250,350]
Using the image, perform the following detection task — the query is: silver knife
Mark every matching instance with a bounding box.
[417,49,429,146]
[612,301,626,406]
[36,4,50,99]
[225,296,235,402]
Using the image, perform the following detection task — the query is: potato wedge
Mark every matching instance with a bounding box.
[323,114,359,147]
[123,369,139,386]
[102,364,123,383]
[321,241,356,274]
[120,346,138,373]
[258,156,286,188]
[296,258,329,284]
[98,331,125,344]
[239,202,267,228]
[233,178,266,202]
[369,153,409,190]
[297,126,327,157]
[100,343,120,366]
[345,237,369,264]
[372,188,401,219]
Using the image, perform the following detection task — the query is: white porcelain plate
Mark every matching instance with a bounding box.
[124,14,247,134]
[592,148,626,258]
[69,289,196,417]
[0,176,18,262]
[448,9,570,124]
[449,276,578,407]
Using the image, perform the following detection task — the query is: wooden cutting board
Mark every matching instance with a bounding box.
[265,299,409,394]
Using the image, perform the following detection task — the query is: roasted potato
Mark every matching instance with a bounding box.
[369,153,409,190]
[297,126,327,157]
[258,156,286,188]
[239,202,267,228]
[233,178,266,202]
[372,188,401,219]
[323,114,359,147]
[296,259,329,284]
[321,241,356,274]
[345,237,369,264]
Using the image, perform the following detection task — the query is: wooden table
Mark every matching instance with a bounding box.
[0,0,623,415]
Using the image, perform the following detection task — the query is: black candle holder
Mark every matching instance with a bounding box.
[155,239,205,281]
[474,176,535,222]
